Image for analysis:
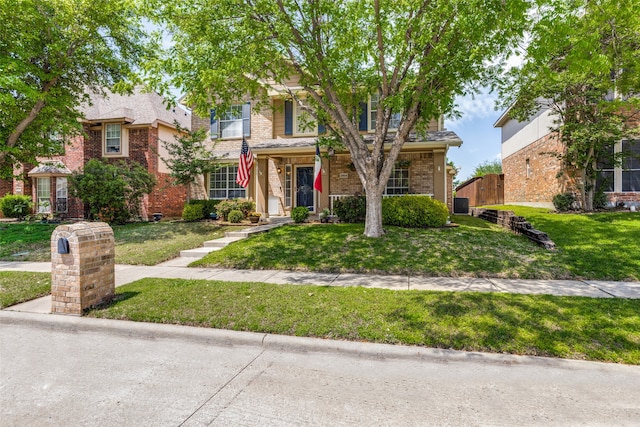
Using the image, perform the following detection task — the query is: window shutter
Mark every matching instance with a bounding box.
[242,102,251,137]
[284,100,293,135]
[210,109,218,139]
[358,102,368,131]
[318,122,326,135]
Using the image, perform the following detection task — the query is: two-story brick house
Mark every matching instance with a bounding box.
[0,87,191,219]
[495,106,640,208]
[191,84,462,217]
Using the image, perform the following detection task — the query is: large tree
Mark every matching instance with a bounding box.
[500,0,640,211]
[149,0,532,237]
[0,0,155,179]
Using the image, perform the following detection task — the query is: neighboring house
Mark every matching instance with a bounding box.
[0,88,191,219]
[455,174,504,207]
[190,82,462,216]
[494,107,640,208]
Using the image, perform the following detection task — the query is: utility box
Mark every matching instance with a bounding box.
[453,197,469,215]
[51,222,115,315]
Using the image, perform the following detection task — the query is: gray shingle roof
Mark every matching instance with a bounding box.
[80,87,191,129]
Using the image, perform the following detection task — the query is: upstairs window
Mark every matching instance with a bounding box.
[294,101,317,136]
[210,103,251,139]
[105,124,121,154]
[369,93,401,132]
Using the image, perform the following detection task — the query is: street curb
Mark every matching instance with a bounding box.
[0,310,617,370]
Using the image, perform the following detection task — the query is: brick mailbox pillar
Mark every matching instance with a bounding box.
[51,222,115,315]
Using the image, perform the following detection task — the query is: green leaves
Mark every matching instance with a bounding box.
[0,0,157,177]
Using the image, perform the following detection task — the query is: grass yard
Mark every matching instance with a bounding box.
[0,271,50,309]
[0,221,238,265]
[193,210,640,281]
[498,206,640,281]
[87,278,640,364]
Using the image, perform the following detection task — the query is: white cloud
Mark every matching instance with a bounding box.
[447,90,500,127]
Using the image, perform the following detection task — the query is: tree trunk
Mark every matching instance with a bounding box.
[363,182,384,238]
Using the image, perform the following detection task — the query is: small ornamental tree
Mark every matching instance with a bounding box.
[160,121,219,201]
[471,160,502,178]
[70,159,156,224]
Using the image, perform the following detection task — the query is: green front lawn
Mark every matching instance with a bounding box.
[87,278,640,364]
[0,221,238,265]
[500,206,640,281]
[0,272,50,309]
[193,211,640,281]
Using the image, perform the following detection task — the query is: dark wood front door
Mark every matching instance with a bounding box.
[296,167,314,211]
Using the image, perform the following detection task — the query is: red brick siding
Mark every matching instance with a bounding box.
[503,132,577,204]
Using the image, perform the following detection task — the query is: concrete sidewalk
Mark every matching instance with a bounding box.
[2,261,639,315]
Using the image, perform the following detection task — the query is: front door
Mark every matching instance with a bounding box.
[296,167,314,211]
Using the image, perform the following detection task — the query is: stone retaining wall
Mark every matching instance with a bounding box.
[470,208,556,250]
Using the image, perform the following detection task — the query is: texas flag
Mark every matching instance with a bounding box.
[314,143,322,193]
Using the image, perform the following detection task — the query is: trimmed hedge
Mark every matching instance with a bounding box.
[333,195,366,223]
[291,206,309,223]
[382,195,449,228]
[188,199,222,219]
[182,204,203,222]
[227,209,244,223]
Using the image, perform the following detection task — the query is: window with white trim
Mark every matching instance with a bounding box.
[209,166,246,199]
[210,103,251,139]
[294,101,317,136]
[385,164,409,195]
[622,139,640,192]
[56,177,68,213]
[596,145,615,192]
[220,105,243,138]
[369,93,401,132]
[105,124,121,154]
[36,177,51,213]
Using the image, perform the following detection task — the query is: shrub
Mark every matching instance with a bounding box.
[0,194,33,220]
[227,209,244,223]
[182,204,203,222]
[70,159,156,224]
[382,195,449,228]
[333,195,366,223]
[189,199,221,219]
[215,199,255,220]
[593,189,609,210]
[291,206,309,223]
[553,193,575,212]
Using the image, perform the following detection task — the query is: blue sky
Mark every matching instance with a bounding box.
[445,90,504,183]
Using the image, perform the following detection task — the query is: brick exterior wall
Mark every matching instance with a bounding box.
[503,132,576,205]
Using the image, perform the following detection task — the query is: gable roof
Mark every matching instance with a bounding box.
[80,87,191,130]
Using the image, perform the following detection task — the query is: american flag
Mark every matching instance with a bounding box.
[236,138,254,188]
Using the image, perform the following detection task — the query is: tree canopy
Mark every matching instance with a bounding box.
[148,0,533,237]
[471,159,502,179]
[0,0,155,179]
[499,0,640,210]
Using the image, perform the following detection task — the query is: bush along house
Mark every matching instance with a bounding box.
[0,87,191,220]
[189,79,462,218]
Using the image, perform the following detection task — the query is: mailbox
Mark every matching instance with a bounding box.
[50,222,115,315]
